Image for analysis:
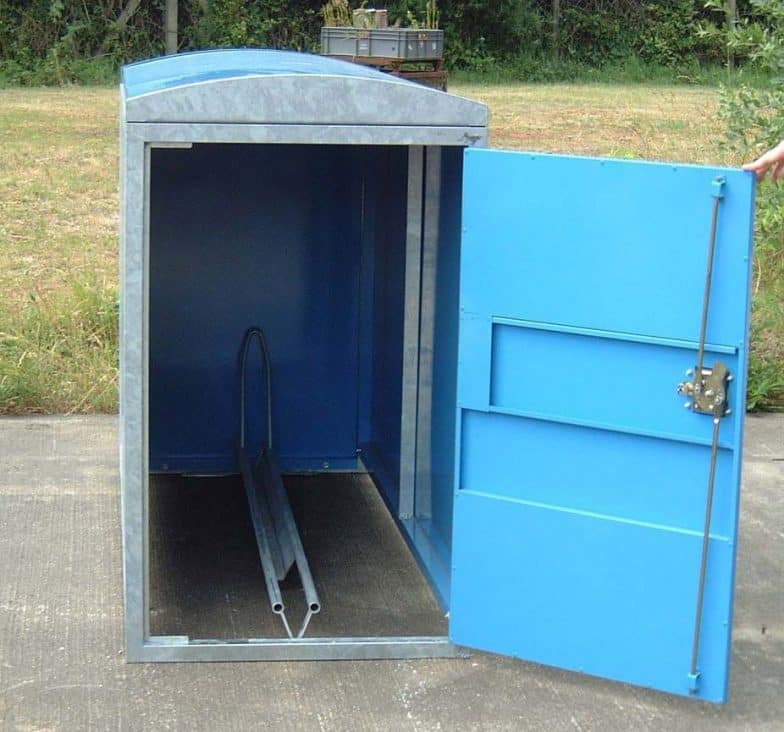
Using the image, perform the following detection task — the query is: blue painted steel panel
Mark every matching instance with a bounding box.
[149,144,365,473]
[123,49,401,99]
[450,149,754,702]
[489,321,738,447]
[358,146,408,507]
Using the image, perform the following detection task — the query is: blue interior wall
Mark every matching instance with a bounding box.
[149,144,365,472]
[358,147,408,508]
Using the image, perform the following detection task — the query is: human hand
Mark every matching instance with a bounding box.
[742,140,784,182]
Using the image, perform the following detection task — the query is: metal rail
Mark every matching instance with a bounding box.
[695,190,723,380]
[689,415,721,684]
[237,327,321,639]
[684,177,727,692]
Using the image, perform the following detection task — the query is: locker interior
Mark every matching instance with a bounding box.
[147,142,464,640]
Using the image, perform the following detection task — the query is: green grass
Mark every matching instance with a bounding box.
[745,185,784,410]
[449,57,775,88]
[449,81,728,167]
[0,80,782,412]
[0,56,119,88]
[0,87,118,414]
[0,278,118,413]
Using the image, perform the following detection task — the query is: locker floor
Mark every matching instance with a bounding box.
[149,473,448,639]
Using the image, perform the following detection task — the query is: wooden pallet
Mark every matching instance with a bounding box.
[324,54,448,91]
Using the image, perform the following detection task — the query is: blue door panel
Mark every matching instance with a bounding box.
[489,320,738,446]
[450,490,735,702]
[460,410,735,539]
[451,149,755,702]
[459,152,751,348]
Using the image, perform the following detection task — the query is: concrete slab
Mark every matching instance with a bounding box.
[0,415,782,731]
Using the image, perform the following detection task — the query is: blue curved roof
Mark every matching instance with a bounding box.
[122,48,406,99]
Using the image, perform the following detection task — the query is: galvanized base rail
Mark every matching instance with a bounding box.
[238,327,321,639]
[136,635,460,662]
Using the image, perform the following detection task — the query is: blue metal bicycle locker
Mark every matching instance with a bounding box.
[119,49,755,703]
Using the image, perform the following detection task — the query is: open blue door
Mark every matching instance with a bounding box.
[450,149,755,703]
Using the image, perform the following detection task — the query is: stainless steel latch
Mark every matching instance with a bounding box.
[677,361,732,417]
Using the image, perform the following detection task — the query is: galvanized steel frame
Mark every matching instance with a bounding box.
[120,118,485,662]
[399,145,424,521]
[136,636,462,662]
[415,146,443,520]
[123,72,488,129]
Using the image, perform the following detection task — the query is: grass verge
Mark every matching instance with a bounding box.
[746,185,784,410]
[450,57,775,87]
[0,278,118,413]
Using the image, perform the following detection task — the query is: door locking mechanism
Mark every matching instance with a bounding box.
[675,176,734,693]
[677,362,732,416]
[676,176,732,420]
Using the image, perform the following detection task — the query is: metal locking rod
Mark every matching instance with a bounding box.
[695,181,724,379]
[684,177,727,692]
[689,414,721,688]
[677,178,729,417]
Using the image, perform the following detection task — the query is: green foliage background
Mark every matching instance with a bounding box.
[716,0,784,409]
[0,0,768,83]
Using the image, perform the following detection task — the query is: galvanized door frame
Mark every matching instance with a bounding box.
[396,145,455,611]
[119,123,485,662]
[399,144,443,523]
[399,145,424,521]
